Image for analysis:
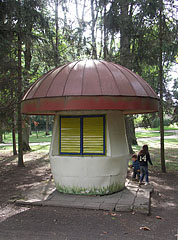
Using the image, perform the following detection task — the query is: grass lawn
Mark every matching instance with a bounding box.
[1,129,177,172]
[135,131,175,138]
[133,137,178,172]
[2,131,52,144]
[0,131,51,152]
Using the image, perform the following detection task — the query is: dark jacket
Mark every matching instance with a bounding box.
[138,153,152,167]
[132,160,140,171]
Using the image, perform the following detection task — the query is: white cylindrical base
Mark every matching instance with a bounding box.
[49,111,129,195]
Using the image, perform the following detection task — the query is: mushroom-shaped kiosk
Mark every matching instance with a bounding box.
[22,60,159,195]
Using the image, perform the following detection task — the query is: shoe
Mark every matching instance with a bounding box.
[145,182,149,186]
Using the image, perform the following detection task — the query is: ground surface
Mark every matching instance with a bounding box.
[0,151,178,240]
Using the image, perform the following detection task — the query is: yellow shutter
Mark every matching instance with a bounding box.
[83,116,104,154]
[60,117,80,154]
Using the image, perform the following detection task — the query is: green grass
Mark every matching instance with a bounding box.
[2,131,52,144]
[1,128,177,172]
[0,143,50,152]
[135,131,175,138]
[139,126,178,131]
[29,132,52,143]
[133,137,178,172]
[30,144,50,152]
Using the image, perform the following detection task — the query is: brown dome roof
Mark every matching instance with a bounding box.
[22,60,159,114]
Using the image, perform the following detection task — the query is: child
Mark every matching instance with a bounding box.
[130,154,140,181]
[138,145,153,185]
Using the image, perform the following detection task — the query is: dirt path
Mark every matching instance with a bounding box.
[0,151,178,240]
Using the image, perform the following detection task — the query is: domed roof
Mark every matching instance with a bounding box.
[22,59,159,114]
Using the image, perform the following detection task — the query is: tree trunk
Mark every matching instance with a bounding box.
[17,0,24,167]
[103,0,108,59]
[0,120,3,143]
[119,0,131,68]
[99,7,103,58]
[22,117,31,151]
[12,110,17,155]
[119,0,136,153]
[159,0,166,173]
[46,116,50,135]
[23,9,32,151]
[125,115,137,154]
[74,0,86,57]
[55,0,59,67]
[90,0,97,59]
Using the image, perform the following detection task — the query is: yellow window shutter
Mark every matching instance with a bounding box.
[60,117,80,154]
[83,116,104,154]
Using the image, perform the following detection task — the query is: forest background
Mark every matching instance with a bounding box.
[0,0,178,168]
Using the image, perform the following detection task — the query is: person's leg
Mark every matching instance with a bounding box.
[140,166,145,183]
[137,171,140,181]
[132,169,137,180]
[145,166,149,183]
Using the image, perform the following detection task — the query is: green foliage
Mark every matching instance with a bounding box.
[0,0,177,149]
[151,118,160,128]
[151,117,171,128]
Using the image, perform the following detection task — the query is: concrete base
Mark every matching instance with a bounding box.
[14,179,153,215]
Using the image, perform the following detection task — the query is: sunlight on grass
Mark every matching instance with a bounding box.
[1,130,177,172]
[133,138,178,172]
[0,145,13,151]
[0,144,50,153]
[2,131,52,144]
[136,131,175,138]
[31,144,50,152]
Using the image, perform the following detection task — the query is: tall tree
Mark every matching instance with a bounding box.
[159,0,166,172]
[55,0,59,66]
[90,0,98,58]
[17,0,24,167]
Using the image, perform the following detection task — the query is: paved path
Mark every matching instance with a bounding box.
[14,179,153,215]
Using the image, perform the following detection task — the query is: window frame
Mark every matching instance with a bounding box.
[59,115,106,156]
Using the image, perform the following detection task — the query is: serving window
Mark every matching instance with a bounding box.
[59,115,106,155]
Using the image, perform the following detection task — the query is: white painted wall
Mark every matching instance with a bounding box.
[49,111,129,194]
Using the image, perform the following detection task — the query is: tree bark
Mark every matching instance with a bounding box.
[119,0,137,153]
[159,0,166,173]
[46,115,50,135]
[103,0,108,59]
[12,109,17,155]
[17,0,24,167]
[125,115,137,154]
[0,120,3,143]
[90,0,97,59]
[22,116,31,152]
[99,7,103,58]
[74,0,86,57]
[119,0,131,68]
[55,0,59,67]
[23,6,33,151]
